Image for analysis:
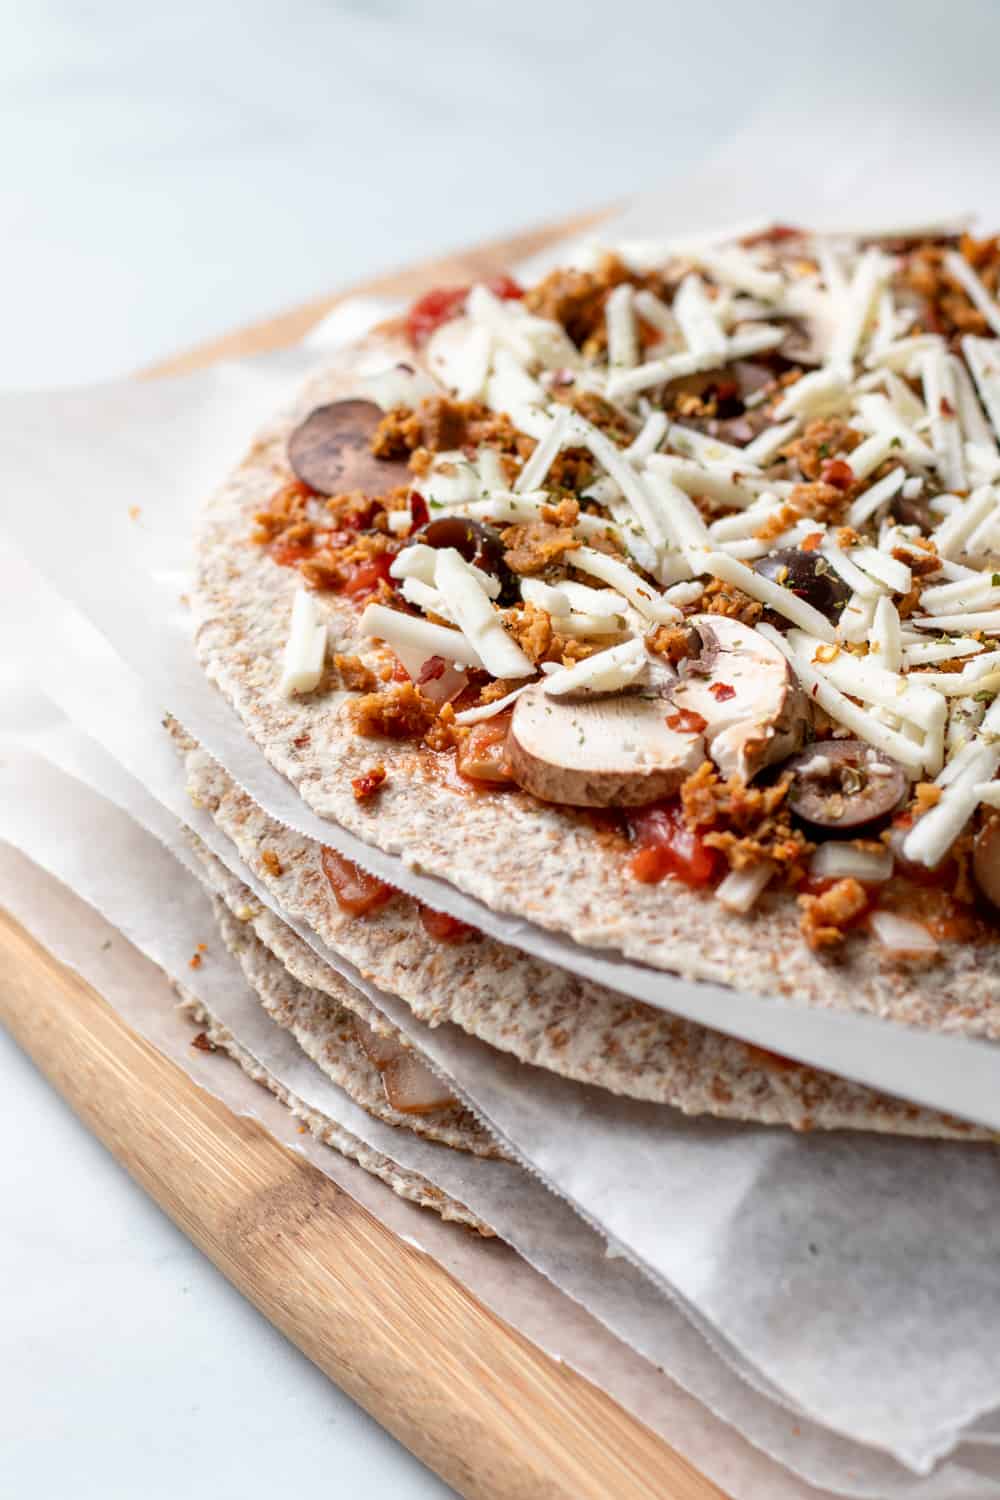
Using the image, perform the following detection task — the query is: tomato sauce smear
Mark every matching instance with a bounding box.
[627,801,722,888]
[418,905,478,944]
[406,274,524,345]
[321,847,396,917]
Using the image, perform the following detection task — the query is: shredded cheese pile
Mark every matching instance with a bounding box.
[283,222,1000,912]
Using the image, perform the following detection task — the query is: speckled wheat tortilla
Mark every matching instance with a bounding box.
[175,989,490,1234]
[190,331,1000,1034]
[209,893,500,1158]
[174,728,987,1139]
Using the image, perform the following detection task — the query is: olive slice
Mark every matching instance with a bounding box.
[410,516,517,602]
[784,740,907,830]
[287,399,410,497]
[754,547,852,621]
[973,818,1000,911]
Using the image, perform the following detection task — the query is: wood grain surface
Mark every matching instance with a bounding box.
[1,209,731,1500]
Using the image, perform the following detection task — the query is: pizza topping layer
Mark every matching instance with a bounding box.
[255,223,1000,954]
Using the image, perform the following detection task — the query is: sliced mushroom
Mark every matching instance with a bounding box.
[973,817,1000,911]
[784,740,908,830]
[287,399,411,496]
[668,615,809,781]
[507,684,704,807]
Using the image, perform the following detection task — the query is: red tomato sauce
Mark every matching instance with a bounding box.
[418,905,478,943]
[321,847,395,917]
[406,275,523,345]
[627,802,722,888]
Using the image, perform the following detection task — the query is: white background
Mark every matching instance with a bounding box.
[2,2,999,1495]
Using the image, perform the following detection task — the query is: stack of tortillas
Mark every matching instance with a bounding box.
[176,301,1000,1230]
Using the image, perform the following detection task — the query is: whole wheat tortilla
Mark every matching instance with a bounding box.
[191,330,1000,1033]
[175,990,490,1234]
[208,892,501,1159]
[174,729,987,1139]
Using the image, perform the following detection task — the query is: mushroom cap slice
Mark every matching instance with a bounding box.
[507,684,704,808]
[287,399,411,497]
[669,615,809,782]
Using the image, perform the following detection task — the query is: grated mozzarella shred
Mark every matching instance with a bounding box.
[280,588,327,697]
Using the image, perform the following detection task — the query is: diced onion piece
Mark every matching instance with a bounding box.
[543,638,647,698]
[699,551,836,642]
[810,843,893,884]
[280,588,327,697]
[434,548,534,679]
[869,911,939,957]
[715,862,774,914]
[360,601,485,671]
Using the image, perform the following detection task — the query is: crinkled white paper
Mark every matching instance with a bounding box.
[3,740,1000,1500]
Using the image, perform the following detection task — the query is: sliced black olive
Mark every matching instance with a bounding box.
[410,516,517,602]
[973,818,1000,911]
[754,547,852,621]
[287,400,410,497]
[783,740,907,830]
[889,483,935,532]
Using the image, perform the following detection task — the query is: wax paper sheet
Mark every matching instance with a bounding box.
[4,740,1000,1500]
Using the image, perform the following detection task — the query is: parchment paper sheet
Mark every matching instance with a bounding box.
[4,611,1000,1496]
[4,744,1000,1500]
[5,82,1000,1483]
[8,332,1000,1137]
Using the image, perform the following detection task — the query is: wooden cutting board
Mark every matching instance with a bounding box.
[0,210,730,1500]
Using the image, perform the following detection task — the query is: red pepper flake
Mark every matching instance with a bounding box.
[940,395,956,417]
[665,709,708,734]
[188,952,203,970]
[293,732,311,748]
[352,765,387,802]
[191,1031,216,1052]
[800,531,823,553]
[409,491,429,529]
[709,682,737,702]
[417,655,447,685]
[820,458,855,491]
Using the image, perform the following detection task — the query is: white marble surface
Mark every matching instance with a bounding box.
[4,2,1000,1496]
